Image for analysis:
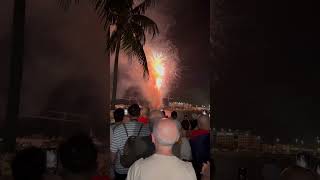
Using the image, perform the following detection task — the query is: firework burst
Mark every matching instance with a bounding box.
[144,45,180,109]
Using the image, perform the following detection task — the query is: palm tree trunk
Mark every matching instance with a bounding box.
[5,0,26,152]
[111,41,121,110]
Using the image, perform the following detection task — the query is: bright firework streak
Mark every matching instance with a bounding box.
[151,53,165,90]
[145,51,168,109]
[121,43,180,109]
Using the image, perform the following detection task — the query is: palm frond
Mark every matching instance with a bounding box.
[57,0,80,10]
[127,23,146,44]
[131,14,159,38]
[133,0,157,14]
[90,0,119,30]
[121,30,149,77]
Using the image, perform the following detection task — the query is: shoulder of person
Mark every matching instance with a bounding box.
[127,158,144,178]
[132,157,145,166]
[183,161,197,179]
[112,124,124,133]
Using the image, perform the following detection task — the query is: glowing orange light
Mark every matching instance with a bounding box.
[150,52,165,90]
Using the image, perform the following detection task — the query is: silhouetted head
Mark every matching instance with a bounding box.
[58,133,97,175]
[162,110,166,117]
[149,110,165,122]
[141,107,150,117]
[11,147,46,180]
[296,152,311,169]
[198,115,210,130]
[113,108,124,123]
[171,111,178,119]
[128,104,141,118]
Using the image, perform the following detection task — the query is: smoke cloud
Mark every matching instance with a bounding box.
[111,0,181,108]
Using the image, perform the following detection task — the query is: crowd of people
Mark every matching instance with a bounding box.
[1,133,109,180]
[0,103,211,180]
[110,104,211,180]
[5,103,320,180]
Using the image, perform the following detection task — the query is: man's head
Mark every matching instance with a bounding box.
[141,107,150,117]
[149,110,165,122]
[128,104,141,118]
[59,133,97,175]
[12,147,46,180]
[171,111,178,119]
[198,115,210,130]
[296,152,311,169]
[162,110,166,117]
[113,108,124,123]
[152,118,180,149]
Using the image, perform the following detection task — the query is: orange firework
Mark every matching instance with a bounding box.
[151,52,165,90]
[145,51,166,109]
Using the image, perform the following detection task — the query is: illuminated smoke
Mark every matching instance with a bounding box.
[113,0,181,109]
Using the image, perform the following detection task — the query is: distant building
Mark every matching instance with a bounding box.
[216,132,235,150]
[237,134,260,151]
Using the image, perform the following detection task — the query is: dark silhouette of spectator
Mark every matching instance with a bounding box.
[127,118,196,180]
[110,108,124,179]
[172,119,192,161]
[190,119,198,130]
[110,104,150,180]
[190,114,199,130]
[138,107,150,124]
[280,152,317,180]
[313,160,320,179]
[181,115,191,131]
[189,115,210,179]
[113,108,125,123]
[171,111,178,120]
[11,147,46,180]
[162,110,168,118]
[111,108,125,136]
[58,133,108,180]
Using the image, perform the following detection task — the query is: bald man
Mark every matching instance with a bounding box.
[190,115,211,179]
[127,119,197,180]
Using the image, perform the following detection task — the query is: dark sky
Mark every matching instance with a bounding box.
[213,0,320,143]
[0,0,210,128]
[168,0,210,105]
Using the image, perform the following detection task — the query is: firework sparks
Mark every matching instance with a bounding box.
[116,41,180,109]
[151,52,165,90]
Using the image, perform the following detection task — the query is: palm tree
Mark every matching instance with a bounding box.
[107,0,159,109]
[5,0,129,152]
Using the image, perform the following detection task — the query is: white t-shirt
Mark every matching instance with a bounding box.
[127,154,197,180]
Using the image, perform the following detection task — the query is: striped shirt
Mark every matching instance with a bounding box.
[111,120,151,174]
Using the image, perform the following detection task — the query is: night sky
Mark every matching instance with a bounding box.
[168,0,210,105]
[3,0,319,143]
[213,0,320,143]
[0,0,210,129]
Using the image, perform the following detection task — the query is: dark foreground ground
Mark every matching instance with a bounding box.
[213,152,295,180]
